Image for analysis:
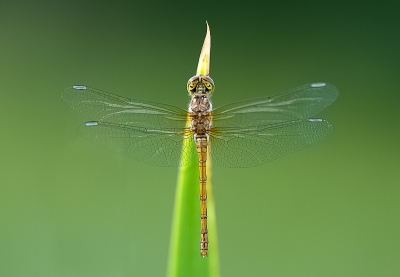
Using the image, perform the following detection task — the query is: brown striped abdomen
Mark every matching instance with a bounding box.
[196,135,208,257]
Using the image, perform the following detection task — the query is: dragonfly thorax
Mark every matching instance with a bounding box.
[189,113,211,134]
[189,95,211,113]
[189,93,212,135]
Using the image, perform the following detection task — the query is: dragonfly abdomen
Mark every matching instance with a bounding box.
[196,134,209,257]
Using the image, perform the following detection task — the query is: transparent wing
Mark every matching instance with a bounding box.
[78,122,195,167]
[212,83,338,128]
[62,86,188,129]
[210,119,333,167]
[63,83,337,168]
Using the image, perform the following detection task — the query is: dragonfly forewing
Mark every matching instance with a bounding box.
[211,83,338,128]
[62,86,188,129]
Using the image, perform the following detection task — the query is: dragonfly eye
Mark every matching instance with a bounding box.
[187,76,198,94]
[187,75,215,95]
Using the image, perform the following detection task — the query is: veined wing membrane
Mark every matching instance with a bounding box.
[209,119,333,167]
[79,122,195,167]
[63,83,336,168]
[212,83,338,128]
[62,86,188,129]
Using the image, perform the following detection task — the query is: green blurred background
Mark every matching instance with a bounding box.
[1,0,399,276]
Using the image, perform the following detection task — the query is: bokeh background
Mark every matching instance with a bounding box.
[1,0,399,276]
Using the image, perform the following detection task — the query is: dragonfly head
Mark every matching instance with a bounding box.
[187,75,214,96]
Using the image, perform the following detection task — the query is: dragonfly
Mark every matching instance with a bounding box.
[62,78,338,256]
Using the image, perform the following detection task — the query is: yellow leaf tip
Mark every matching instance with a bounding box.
[196,22,211,76]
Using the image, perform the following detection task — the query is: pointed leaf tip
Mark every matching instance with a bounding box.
[196,22,211,76]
